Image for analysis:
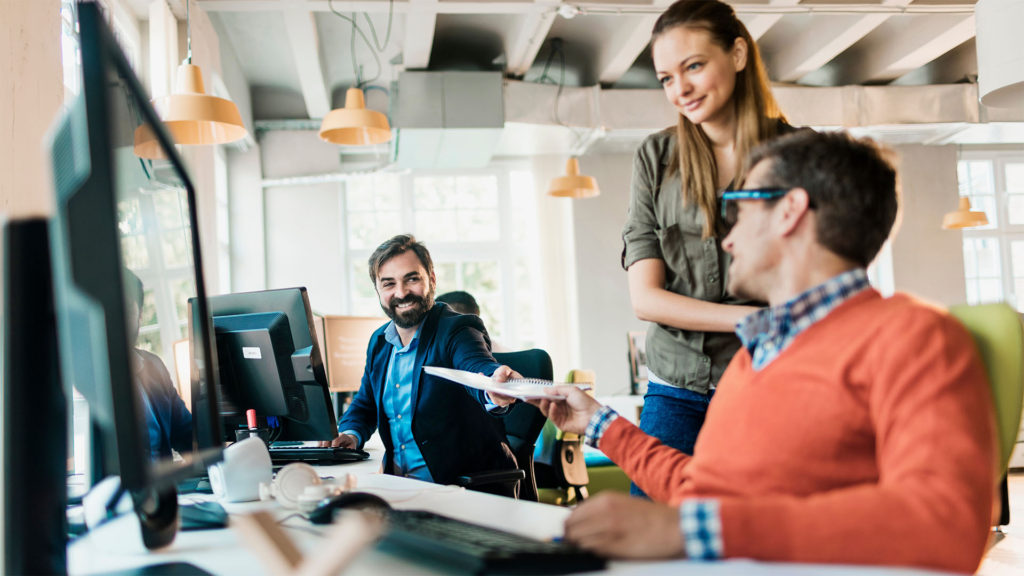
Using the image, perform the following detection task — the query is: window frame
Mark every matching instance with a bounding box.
[341,163,537,348]
[959,150,1024,310]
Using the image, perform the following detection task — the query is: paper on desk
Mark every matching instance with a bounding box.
[422,366,589,400]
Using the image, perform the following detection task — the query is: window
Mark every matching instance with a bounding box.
[118,186,196,362]
[342,166,544,350]
[60,0,81,102]
[958,151,1024,310]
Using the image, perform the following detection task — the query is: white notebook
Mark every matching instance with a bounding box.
[422,366,590,400]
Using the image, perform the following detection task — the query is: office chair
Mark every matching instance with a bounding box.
[950,303,1024,527]
[535,369,592,505]
[454,349,553,501]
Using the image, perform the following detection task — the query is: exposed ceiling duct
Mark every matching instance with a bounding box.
[496,80,1024,154]
[392,71,505,169]
[253,77,1024,179]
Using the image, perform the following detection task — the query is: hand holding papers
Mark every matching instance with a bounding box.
[423,366,591,400]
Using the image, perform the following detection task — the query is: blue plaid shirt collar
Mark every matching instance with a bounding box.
[736,268,871,370]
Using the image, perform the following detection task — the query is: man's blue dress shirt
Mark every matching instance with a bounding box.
[344,322,433,481]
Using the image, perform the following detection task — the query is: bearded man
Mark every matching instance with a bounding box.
[333,235,522,496]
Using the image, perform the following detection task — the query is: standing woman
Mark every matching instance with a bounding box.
[622,0,796,495]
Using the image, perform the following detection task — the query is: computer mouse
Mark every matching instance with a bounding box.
[308,491,391,525]
[179,501,229,530]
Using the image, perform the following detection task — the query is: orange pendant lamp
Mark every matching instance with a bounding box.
[548,157,600,198]
[134,0,247,159]
[942,197,989,229]
[319,87,392,146]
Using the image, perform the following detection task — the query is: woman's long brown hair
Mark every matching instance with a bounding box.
[654,0,786,238]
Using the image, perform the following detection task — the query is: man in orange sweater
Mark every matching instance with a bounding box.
[533,131,997,573]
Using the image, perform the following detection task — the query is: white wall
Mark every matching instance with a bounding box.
[572,154,648,394]
[0,0,61,219]
[259,130,346,314]
[227,145,266,293]
[516,155,582,379]
[889,144,967,305]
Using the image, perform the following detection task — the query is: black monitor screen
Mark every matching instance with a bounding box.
[202,288,336,442]
[49,2,222,501]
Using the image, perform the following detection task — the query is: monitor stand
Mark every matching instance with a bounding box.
[132,486,179,550]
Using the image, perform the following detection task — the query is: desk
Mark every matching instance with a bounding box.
[68,437,954,576]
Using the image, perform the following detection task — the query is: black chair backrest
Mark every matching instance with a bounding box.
[492,350,552,454]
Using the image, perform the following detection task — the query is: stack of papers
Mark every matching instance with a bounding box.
[422,366,591,400]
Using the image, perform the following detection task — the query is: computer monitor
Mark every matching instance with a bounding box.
[47,1,223,549]
[201,288,337,442]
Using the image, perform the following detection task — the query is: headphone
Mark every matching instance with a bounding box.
[264,463,321,509]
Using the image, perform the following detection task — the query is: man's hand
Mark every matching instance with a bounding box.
[564,493,685,559]
[330,433,358,449]
[485,365,522,407]
[526,387,602,436]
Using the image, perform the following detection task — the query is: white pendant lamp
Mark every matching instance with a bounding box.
[548,158,600,198]
[318,87,392,146]
[976,0,1024,108]
[942,197,989,229]
[134,0,247,159]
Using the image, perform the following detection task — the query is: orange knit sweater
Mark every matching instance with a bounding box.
[599,290,997,573]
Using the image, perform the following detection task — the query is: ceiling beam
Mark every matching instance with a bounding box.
[742,0,802,41]
[767,0,913,83]
[836,14,976,84]
[402,0,437,69]
[281,3,331,118]
[197,1,554,14]
[595,0,675,86]
[506,1,557,77]
[596,15,659,85]
[197,1,976,15]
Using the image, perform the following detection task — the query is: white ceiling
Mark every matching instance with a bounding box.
[118,1,1024,146]
[153,1,979,117]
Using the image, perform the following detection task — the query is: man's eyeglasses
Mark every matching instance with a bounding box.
[720,188,790,224]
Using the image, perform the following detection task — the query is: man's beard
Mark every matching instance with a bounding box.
[383,290,434,329]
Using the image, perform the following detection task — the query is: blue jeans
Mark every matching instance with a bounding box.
[630,382,715,498]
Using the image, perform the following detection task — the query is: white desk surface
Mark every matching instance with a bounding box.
[68,435,955,576]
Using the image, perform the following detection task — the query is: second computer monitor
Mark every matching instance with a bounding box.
[203,288,336,442]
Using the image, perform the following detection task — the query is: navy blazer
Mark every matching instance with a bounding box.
[337,303,515,485]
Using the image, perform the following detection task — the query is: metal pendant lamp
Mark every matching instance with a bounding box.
[134,0,247,159]
[942,197,989,229]
[319,87,392,146]
[548,158,600,198]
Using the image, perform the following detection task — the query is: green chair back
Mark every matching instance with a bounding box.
[950,303,1024,472]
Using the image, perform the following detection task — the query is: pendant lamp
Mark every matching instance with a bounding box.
[319,87,392,146]
[942,197,989,229]
[548,158,600,198]
[134,0,247,159]
[976,0,1024,108]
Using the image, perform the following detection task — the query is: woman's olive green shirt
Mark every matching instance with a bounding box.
[621,127,763,395]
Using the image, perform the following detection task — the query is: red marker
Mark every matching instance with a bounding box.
[246,408,258,431]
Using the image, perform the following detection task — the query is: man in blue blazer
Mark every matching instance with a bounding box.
[332,234,521,496]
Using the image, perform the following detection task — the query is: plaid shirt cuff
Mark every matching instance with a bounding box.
[680,499,723,560]
[583,405,619,448]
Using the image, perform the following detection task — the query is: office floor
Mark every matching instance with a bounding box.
[978,472,1024,575]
